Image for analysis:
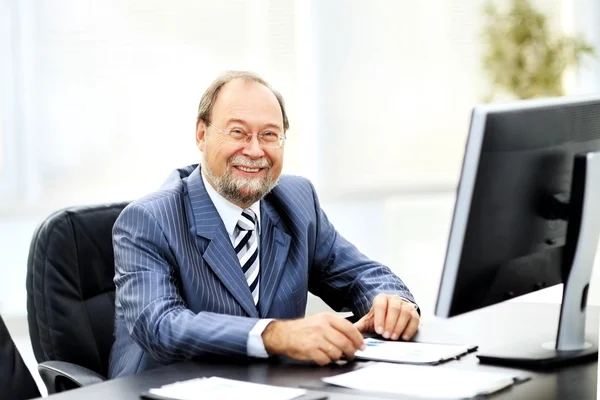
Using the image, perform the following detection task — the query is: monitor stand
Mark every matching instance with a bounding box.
[477,151,600,369]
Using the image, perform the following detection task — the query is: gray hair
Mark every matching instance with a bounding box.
[196,71,289,131]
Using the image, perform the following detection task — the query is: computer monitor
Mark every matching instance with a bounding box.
[435,94,600,369]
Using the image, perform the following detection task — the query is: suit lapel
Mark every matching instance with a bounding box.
[186,167,259,318]
[258,199,291,317]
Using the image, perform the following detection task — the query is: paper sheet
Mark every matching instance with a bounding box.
[353,338,474,364]
[148,376,307,400]
[322,363,529,399]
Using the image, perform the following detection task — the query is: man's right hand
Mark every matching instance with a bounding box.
[261,312,365,366]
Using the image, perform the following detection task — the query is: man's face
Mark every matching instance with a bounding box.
[196,79,285,208]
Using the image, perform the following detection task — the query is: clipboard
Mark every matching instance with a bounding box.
[352,338,478,365]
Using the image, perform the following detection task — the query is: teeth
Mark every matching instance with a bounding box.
[237,166,260,173]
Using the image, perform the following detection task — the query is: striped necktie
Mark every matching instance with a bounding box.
[235,209,259,306]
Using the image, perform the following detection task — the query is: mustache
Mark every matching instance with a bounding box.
[227,155,271,168]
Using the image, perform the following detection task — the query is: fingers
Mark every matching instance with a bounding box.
[399,309,420,341]
[311,348,333,366]
[324,327,360,360]
[389,306,411,340]
[311,315,365,365]
[354,313,373,333]
[328,315,365,350]
[320,339,343,361]
[353,316,366,332]
[372,294,389,336]
[372,295,421,341]
[383,296,405,339]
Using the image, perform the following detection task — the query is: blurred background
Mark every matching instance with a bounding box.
[2,0,600,393]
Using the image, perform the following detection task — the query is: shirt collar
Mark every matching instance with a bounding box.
[201,169,261,236]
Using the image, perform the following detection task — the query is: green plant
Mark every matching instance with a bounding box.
[481,0,594,100]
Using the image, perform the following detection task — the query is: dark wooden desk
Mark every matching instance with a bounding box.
[40,302,598,400]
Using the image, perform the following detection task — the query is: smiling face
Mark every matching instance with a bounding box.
[196,78,285,208]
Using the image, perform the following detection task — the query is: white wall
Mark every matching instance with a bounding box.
[0,0,303,214]
[301,0,600,320]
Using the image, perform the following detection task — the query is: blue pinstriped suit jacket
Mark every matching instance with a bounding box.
[108,164,416,378]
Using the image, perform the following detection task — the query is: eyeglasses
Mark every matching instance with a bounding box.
[208,123,287,148]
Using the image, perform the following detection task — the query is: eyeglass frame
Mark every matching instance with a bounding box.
[205,121,287,148]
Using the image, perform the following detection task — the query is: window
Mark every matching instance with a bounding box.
[1,0,300,212]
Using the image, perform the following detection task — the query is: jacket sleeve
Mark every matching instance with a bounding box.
[113,203,258,364]
[306,182,418,318]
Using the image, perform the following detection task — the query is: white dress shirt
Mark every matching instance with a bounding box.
[201,171,273,358]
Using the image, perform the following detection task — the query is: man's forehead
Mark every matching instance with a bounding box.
[217,79,273,101]
[213,80,282,122]
[223,117,283,131]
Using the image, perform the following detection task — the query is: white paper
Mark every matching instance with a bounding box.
[353,338,473,364]
[322,363,527,399]
[149,376,307,400]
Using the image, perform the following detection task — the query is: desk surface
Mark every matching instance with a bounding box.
[41,302,598,400]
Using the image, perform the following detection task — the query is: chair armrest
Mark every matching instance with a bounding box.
[38,361,106,394]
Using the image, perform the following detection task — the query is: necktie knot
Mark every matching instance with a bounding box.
[238,209,257,231]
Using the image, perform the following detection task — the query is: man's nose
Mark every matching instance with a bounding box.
[242,135,265,158]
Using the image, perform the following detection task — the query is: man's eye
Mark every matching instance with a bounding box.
[230,129,246,137]
[261,131,279,142]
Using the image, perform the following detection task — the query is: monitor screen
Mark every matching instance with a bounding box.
[436,95,600,318]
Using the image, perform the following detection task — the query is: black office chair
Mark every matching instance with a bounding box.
[0,313,41,400]
[26,202,128,394]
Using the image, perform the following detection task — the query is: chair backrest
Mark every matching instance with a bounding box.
[26,203,128,378]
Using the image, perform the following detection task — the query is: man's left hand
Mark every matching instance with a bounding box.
[354,294,420,341]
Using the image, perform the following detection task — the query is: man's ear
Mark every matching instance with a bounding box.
[196,119,207,152]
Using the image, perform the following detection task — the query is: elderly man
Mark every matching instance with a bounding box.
[108,71,419,378]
